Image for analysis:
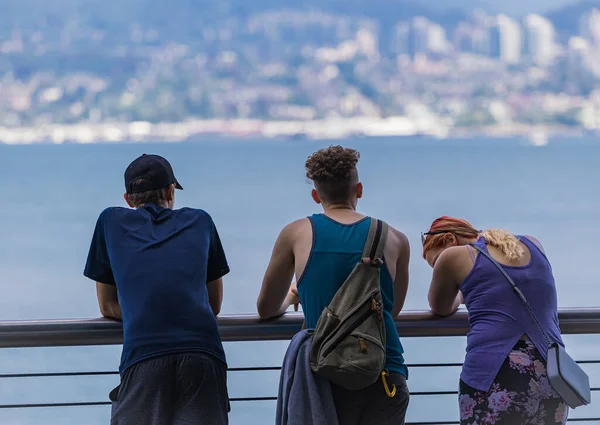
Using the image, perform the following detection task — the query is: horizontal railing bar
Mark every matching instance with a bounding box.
[228,366,282,372]
[1,400,600,424]
[408,422,600,425]
[4,359,600,379]
[409,422,600,425]
[0,371,119,379]
[406,423,457,425]
[3,388,600,408]
[0,402,112,409]
[1,307,599,348]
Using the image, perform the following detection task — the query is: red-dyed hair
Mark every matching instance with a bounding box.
[422,216,525,261]
[422,216,479,259]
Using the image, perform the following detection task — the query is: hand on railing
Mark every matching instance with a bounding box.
[288,281,300,312]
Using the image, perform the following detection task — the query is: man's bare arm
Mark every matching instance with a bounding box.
[391,228,410,317]
[257,221,299,319]
[96,282,122,320]
[207,277,223,316]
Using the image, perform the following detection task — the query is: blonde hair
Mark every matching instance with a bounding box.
[423,216,525,261]
[480,228,525,261]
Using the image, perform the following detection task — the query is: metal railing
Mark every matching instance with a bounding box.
[1,307,600,424]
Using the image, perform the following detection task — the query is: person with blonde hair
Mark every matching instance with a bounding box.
[422,216,568,425]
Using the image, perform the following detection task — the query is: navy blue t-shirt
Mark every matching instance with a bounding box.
[83,203,230,374]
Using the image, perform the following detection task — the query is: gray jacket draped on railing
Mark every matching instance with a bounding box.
[276,329,338,425]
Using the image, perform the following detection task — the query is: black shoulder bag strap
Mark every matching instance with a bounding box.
[468,243,552,348]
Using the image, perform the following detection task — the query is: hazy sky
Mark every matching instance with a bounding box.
[450,0,586,15]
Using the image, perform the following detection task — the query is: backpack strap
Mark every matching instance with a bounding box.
[362,218,388,265]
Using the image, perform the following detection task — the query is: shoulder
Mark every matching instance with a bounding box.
[378,221,409,252]
[386,224,408,245]
[436,246,471,270]
[522,234,545,253]
[175,207,214,223]
[95,206,126,224]
[98,206,123,217]
[280,217,311,239]
[177,206,210,216]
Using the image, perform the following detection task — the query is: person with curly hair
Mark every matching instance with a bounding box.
[257,145,411,425]
[422,216,568,425]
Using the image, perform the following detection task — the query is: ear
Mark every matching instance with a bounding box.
[443,233,458,246]
[311,188,321,204]
[167,184,175,202]
[124,193,135,208]
[356,182,363,199]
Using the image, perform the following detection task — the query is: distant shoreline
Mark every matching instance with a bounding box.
[0,119,593,145]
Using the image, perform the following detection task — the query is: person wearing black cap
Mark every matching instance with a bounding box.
[83,154,230,425]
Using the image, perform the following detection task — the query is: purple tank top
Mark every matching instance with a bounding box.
[460,236,564,392]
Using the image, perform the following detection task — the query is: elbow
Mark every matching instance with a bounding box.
[391,298,406,317]
[257,299,276,320]
[99,304,110,319]
[431,308,453,317]
[99,302,116,319]
[428,293,452,317]
[429,303,456,317]
[209,296,223,316]
[257,304,272,320]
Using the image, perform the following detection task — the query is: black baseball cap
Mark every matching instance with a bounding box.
[124,154,183,194]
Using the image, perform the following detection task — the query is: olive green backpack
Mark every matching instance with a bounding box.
[309,218,388,390]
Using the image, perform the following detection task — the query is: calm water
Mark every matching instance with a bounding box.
[0,137,599,424]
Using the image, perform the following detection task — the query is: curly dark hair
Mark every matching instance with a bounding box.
[305,145,360,203]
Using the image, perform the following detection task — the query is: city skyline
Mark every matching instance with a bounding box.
[1,0,600,143]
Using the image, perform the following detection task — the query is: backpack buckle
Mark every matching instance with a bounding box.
[361,257,383,267]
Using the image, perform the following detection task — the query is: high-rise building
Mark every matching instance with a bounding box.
[428,23,449,54]
[356,27,379,61]
[411,17,432,55]
[579,8,600,46]
[453,22,474,53]
[489,15,522,65]
[567,36,593,89]
[392,22,411,57]
[524,14,556,66]
[396,17,449,58]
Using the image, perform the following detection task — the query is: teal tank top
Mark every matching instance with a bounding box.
[297,213,408,377]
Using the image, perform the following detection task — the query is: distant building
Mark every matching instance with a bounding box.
[489,15,522,65]
[356,27,379,61]
[579,8,600,47]
[567,36,594,91]
[394,17,449,59]
[428,22,449,55]
[453,22,474,53]
[524,14,556,66]
[453,22,490,56]
[412,17,432,55]
[392,22,411,57]
[469,9,493,56]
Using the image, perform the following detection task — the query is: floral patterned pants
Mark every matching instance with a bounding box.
[459,340,569,425]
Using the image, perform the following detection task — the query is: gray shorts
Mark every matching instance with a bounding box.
[331,372,410,425]
[109,352,229,425]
